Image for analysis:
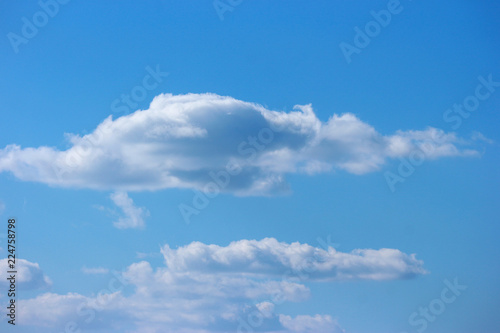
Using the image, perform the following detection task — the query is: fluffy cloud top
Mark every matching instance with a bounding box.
[81,266,110,275]
[14,238,424,333]
[161,237,426,280]
[0,93,478,195]
[0,258,51,291]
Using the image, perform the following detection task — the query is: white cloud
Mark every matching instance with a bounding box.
[0,93,479,195]
[109,191,149,229]
[0,200,4,215]
[0,258,52,291]
[279,314,345,333]
[161,237,427,281]
[14,238,425,332]
[81,266,110,275]
[256,301,275,318]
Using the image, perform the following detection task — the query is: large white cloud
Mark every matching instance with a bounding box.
[13,238,425,333]
[0,93,478,195]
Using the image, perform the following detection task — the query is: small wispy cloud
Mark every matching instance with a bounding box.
[81,266,110,275]
[136,251,162,259]
[110,191,149,229]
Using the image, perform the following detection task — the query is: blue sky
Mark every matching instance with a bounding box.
[0,1,499,332]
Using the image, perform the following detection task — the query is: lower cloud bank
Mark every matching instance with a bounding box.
[1,237,426,333]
